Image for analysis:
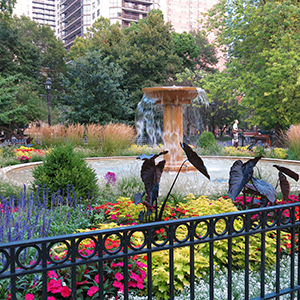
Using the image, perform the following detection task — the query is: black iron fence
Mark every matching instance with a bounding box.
[1,203,300,300]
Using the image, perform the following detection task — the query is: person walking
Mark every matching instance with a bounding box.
[232,119,239,148]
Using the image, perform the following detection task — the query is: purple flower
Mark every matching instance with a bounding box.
[104,172,117,186]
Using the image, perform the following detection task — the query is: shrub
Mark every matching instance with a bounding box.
[32,143,98,205]
[196,132,221,154]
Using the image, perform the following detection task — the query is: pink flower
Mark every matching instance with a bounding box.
[76,280,88,286]
[47,297,56,300]
[137,282,144,289]
[128,280,137,288]
[115,272,124,281]
[113,280,123,288]
[25,294,35,300]
[94,274,99,284]
[60,286,71,298]
[136,261,147,268]
[87,286,99,297]
[112,261,123,267]
[48,270,58,279]
[130,272,140,282]
[47,279,62,293]
[111,215,118,220]
[113,280,124,293]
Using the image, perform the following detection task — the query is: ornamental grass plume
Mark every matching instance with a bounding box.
[65,123,85,147]
[85,123,102,149]
[286,124,300,160]
[99,123,135,156]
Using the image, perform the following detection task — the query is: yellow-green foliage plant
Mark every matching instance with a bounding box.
[286,124,300,160]
[93,195,278,299]
[99,123,135,156]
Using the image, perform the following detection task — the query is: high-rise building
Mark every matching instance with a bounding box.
[57,0,156,49]
[159,0,219,34]
[14,0,56,31]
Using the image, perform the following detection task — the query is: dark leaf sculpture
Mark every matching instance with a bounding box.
[279,172,290,202]
[180,142,210,179]
[135,144,210,223]
[245,177,277,203]
[228,156,262,201]
[273,165,299,182]
[228,160,244,201]
[134,151,168,222]
[272,165,298,201]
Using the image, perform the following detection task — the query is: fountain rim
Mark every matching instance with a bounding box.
[142,86,204,104]
[2,156,300,177]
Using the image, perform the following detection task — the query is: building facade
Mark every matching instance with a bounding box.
[14,0,56,31]
[159,0,219,34]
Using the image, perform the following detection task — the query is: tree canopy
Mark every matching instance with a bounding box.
[61,51,130,124]
[69,10,218,120]
[203,0,300,133]
[0,15,66,133]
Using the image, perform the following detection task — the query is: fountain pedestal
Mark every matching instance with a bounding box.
[142,86,206,172]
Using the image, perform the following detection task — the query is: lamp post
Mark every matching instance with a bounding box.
[44,79,52,126]
[211,101,216,137]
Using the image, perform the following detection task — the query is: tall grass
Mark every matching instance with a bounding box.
[65,123,85,147]
[99,123,135,156]
[86,123,102,149]
[286,124,300,160]
[26,123,136,155]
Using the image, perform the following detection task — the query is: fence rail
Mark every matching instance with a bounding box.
[1,203,300,299]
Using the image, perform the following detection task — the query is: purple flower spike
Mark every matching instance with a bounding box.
[104,172,117,186]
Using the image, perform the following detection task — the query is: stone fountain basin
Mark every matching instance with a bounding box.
[2,157,300,197]
[143,86,200,104]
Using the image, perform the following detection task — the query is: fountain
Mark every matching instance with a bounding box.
[141,86,209,172]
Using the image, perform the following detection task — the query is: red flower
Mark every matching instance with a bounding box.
[60,286,71,298]
[25,294,35,300]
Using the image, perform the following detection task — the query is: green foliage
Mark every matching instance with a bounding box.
[0,0,16,20]
[32,143,98,205]
[61,50,130,124]
[204,0,300,133]
[197,131,217,149]
[172,31,199,69]
[0,15,66,130]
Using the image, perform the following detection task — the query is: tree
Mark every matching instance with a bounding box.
[119,10,183,107]
[190,30,219,72]
[204,0,300,133]
[60,50,130,124]
[171,31,200,69]
[0,0,16,20]
[0,75,46,138]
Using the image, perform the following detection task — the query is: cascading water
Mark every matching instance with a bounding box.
[135,86,209,146]
[135,94,163,145]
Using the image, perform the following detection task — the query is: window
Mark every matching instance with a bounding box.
[92,12,95,19]
[97,9,100,16]
[92,2,95,9]
[97,0,100,5]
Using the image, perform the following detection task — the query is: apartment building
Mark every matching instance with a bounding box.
[14,0,56,30]
[159,0,219,34]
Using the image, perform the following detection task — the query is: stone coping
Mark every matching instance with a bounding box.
[1,156,300,180]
